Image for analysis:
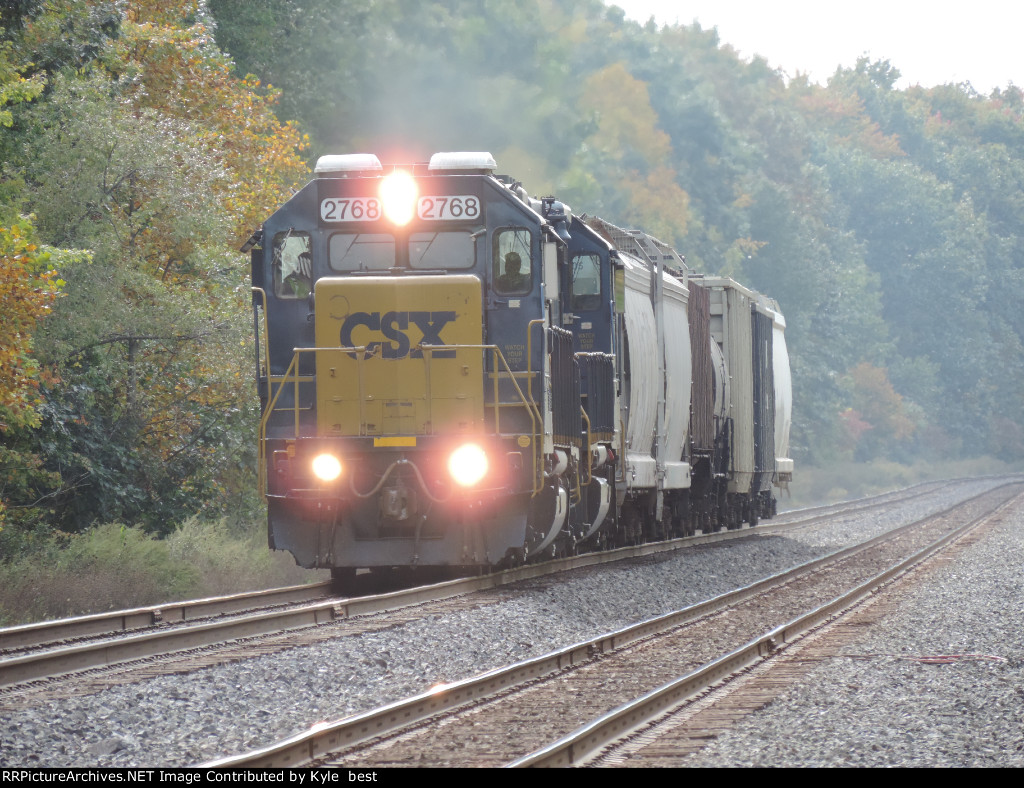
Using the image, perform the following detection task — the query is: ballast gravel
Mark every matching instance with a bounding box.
[0,477,1017,767]
[684,485,1024,768]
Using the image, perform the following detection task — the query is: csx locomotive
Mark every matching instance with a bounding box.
[246,152,793,587]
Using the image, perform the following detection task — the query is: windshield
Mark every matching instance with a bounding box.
[409,231,475,269]
[327,231,474,271]
[329,233,395,272]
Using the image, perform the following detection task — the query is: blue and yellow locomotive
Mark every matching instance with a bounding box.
[247,151,792,587]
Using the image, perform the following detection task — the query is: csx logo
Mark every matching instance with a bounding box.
[340,311,457,359]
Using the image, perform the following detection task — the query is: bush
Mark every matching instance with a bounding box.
[0,518,323,626]
[784,457,1024,509]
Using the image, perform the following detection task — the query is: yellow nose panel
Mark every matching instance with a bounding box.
[314,275,483,436]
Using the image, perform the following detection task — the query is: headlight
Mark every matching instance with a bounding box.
[448,443,488,487]
[311,453,342,482]
[380,170,418,226]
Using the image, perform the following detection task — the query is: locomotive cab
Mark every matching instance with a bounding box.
[252,152,590,581]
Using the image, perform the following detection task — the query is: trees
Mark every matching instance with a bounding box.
[4,0,1024,550]
[1,0,308,538]
[564,62,691,246]
[0,217,64,430]
[815,63,1024,459]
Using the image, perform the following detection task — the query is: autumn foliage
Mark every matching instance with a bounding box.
[0,217,64,431]
[1,0,310,538]
[841,362,918,459]
[576,63,691,245]
[114,0,309,249]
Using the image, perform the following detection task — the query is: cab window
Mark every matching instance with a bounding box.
[272,231,312,299]
[410,231,474,269]
[329,233,395,272]
[494,228,532,294]
[572,253,602,311]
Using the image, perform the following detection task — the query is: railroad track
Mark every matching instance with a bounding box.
[201,481,1023,768]
[0,478,992,699]
[521,484,1024,767]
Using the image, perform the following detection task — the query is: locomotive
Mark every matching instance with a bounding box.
[245,151,793,587]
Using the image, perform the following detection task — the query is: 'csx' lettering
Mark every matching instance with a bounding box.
[340,311,457,359]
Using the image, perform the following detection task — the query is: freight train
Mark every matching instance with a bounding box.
[244,151,793,588]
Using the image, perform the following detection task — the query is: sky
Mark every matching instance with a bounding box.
[608,1,1021,94]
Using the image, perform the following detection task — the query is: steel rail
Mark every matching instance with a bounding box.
[0,476,969,655]
[3,477,1007,686]
[199,481,1021,768]
[0,582,331,652]
[0,527,795,687]
[508,489,1023,767]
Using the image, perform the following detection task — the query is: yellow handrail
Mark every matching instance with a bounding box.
[258,343,545,496]
[257,347,369,496]
[258,351,300,497]
[422,343,544,494]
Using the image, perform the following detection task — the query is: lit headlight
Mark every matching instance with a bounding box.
[311,453,342,482]
[380,171,418,226]
[448,443,488,487]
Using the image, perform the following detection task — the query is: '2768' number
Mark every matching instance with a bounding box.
[320,195,480,222]
[418,196,480,220]
[320,198,381,222]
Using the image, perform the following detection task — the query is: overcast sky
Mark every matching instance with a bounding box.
[609,1,1020,94]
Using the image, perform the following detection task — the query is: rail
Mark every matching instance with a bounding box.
[511,487,1024,767]
[201,482,1022,769]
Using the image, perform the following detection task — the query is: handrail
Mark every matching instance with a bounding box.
[252,287,272,384]
[258,351,300,496]
[525,318,546,409]
[253,286,270,495]
[618,417,627,484]
[258,342,545,497]
[423,343,544,495]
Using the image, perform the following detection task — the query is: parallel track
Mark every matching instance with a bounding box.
[0,478,994,693]
[201,481,1022,768]
[519,486,1023,767]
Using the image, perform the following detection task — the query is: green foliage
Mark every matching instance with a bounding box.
[24,71,229,270]
[0,41,45,129]
[787,457,1024,509]
[0,212,89,533]
[0,518,322,625]
[13,68,257,532]
[0,215,65,429]
[3,0,1024,572]
[0,0,304,544]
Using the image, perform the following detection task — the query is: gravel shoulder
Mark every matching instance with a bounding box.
[684,490,1024,768]
[0,478,1011,767]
